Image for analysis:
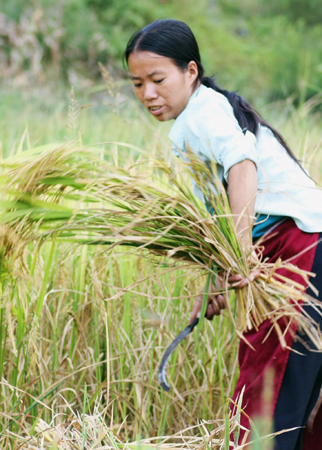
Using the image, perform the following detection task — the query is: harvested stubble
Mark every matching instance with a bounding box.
[8,391,274,450]
[0,141,320,349]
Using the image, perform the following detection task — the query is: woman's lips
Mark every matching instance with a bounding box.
[148,105,166,116]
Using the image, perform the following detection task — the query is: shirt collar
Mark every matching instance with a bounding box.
[169,84,207,149]
[184,83,206,111]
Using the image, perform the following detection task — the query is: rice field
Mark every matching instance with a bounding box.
[0,83,322,449]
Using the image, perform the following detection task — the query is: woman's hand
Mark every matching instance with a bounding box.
[189,265,261,324]
[189,278,226,324]
[228,267,261,288]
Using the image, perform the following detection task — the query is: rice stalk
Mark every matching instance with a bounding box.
[0,142,321,349]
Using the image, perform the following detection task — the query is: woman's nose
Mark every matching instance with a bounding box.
[143,83,158,101]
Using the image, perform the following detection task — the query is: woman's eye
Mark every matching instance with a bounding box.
[134,83,142,88]
[154,79,164,84]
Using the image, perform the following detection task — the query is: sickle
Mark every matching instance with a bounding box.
[158,317,199,391]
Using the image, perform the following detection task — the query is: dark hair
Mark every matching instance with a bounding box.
[124,19,301,166]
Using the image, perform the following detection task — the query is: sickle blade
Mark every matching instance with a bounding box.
[158,317,199,391]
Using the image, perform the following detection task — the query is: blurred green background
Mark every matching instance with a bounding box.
[1,0,322,102]
[1,0,322,163]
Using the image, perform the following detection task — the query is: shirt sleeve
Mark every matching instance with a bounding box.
[184,94,259,181]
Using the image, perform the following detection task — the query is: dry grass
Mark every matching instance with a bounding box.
[1,91,322,449]
[4,388,278,450]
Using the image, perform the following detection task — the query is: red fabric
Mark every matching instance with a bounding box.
[303,402,322,449]
[230,219,319,446]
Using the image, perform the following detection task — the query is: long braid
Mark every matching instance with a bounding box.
[201,76,302,167]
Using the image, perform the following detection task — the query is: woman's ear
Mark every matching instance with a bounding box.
[187,61,199,84]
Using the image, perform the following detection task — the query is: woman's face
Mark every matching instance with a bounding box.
[128,51,199,121]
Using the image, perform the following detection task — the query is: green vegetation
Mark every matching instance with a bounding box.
[1,0,322,102]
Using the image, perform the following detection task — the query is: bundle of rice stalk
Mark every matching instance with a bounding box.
[0,141,320,348]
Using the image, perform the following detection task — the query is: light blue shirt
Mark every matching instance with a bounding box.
[169,84,322,233]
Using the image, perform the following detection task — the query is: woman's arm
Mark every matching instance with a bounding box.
[227,159,260,288]
[228,159,258,248]
[189,159,259,324]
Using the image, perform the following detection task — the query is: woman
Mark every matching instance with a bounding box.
[124,19,322,449]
